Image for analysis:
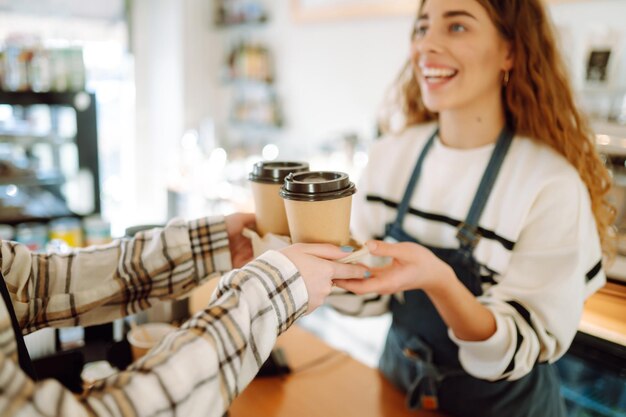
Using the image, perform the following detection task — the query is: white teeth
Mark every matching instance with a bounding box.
[421,67,456,78]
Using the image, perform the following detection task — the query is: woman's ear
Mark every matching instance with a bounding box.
[503,42,514,72]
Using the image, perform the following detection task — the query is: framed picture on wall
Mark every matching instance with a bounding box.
[585,49,613,84]
[582,29,621,90]
[290,0,416,22]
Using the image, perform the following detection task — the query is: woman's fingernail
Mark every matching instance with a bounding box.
[364,271,372,278]
[340,246,355,253]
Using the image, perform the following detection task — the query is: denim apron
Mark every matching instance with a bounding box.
[379,127,566,417]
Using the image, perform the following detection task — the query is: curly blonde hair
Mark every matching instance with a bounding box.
[381,0,615,257]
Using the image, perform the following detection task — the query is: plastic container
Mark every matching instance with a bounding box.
[49,217,83,247]
[15,222,48,251]
[82,216,111,246]
[0,224,15,241]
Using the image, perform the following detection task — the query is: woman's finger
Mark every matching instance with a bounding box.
[327,261,370,279]
[333,277,388,295]
[366,240,418,262]
[292,243,358,260]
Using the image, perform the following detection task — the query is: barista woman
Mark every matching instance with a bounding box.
[331,1,613,416]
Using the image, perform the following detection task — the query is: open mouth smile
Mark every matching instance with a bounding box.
[421,66,458,84]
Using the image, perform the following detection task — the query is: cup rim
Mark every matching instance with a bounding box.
[280,171,356,201]
[248,161,309,184]
[127,322,177,349]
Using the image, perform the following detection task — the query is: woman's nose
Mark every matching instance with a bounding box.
[412,30,443,56]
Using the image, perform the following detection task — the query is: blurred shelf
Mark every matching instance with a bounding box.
[217,2,283,141]
[228,120,282,130]
[0,90,101,215]
[215,18,268,29]
[0,91,93,108]
[0,172,65,186]
[0,212,77,226]
[0,132,74,146]
[222,77,274,87]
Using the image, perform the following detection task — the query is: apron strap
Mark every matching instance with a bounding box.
[390,128,438,231]
[402,337,466,411]
[0,270,37,379]
[456,126,515,250]
[389,125,514,249]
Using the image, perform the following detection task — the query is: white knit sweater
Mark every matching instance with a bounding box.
[328,122,605,381]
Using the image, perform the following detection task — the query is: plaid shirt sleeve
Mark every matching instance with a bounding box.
[1,217,232,334]
[1,249,308,417]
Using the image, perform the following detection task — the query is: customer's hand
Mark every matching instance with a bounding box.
[279,243,369,314]
[225,213,256,268]
[333,240,454,295]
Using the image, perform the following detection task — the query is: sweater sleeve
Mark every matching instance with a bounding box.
[1,250,308,417]
[1,217,231,334]
[449,174,605,381]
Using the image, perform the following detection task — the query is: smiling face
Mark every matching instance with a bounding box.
[411,0,513,115]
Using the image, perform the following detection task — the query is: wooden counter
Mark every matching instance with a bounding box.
[580,282,626,347]
[229,326,446,417]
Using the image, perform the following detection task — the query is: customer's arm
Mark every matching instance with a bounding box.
[1,217,232,334]
[1,245,367,417]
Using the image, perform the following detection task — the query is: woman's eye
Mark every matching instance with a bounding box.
[450,23,466,33]
[414,25,428,37]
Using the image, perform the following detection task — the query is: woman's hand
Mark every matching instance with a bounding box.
[333,240,454,295]
[279,243,369,314]
[334,240,497,340]
[225,213,256,268]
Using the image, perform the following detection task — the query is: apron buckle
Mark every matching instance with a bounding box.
[421,394,439,410]
[420,374,440,411]
[402,348,423,361]
[456,222,481,249]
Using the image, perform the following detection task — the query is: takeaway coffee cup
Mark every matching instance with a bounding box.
[280,171,356,246]
[249,161,309,236]
[127,322,177,361]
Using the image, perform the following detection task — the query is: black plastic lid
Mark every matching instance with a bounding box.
[280,171,356,202]
[248,161,310,184]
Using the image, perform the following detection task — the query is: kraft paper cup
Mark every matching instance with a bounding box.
[280,171,356,246]
[249,161,309,236]
[127,323,177,361]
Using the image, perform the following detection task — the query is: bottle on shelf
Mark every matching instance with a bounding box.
[215,0,268,26]
[1,35,86,93]
[225,39,273,83]
[231,86,282,128]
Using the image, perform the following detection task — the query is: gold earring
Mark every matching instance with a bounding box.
[503,70,510,87]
